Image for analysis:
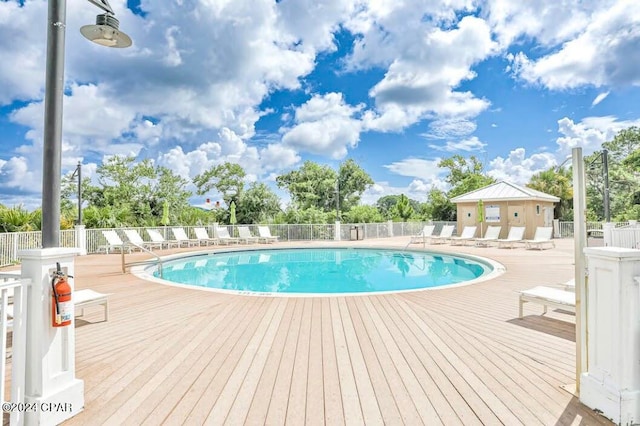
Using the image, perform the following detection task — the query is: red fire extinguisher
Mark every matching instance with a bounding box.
[51,262,73,327]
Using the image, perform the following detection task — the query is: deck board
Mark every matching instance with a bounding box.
[7,237,609,426]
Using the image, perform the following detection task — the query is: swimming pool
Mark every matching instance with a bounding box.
[141,248,502,296]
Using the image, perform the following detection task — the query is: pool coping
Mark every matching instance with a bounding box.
[130,245,507,298]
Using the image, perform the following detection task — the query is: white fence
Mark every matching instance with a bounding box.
[2,220,640,267]
[0,273,29,425]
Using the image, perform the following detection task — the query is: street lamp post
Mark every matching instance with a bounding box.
[41,0,131,248]
[70,161,82,225]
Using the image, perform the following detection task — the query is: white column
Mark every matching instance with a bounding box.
[602,222,615,247]
[387,220,394,237]
[581,247,640,425]
[74,224,86,255]
[19,248,84,426]
[334,221,341,241]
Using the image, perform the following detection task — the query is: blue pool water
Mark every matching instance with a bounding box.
[153,248,492,294]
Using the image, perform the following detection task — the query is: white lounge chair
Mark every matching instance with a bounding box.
[449,226,477,246]
[428,225,455,244]
[474,226,502,247]
[497,226,525,249]
[75,289,110,322]
[563,278,575,291]
[124,229,163,251]
[98,230,131,254]
[147,229,180,249]
[409,225,436,244]
[171,228,200,247]
[194,227,218,245]
[237,226,260,244]
[524,227,555,250]
[216,226,241,244]
[518,286,575,318]
[258,226,279,243]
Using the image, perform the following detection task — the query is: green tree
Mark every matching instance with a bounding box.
[439,155,495,198]
[585,127,640,220]
[337,159,375,211]
[392,194,415,221]
[277,160,374,214]
[193,162,246,206]
[527,167,573,220]
[343,205,384,223]
[235,182,282,224]
[422,189,456,221]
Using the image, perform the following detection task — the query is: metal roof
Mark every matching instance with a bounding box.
[450,181,560,203]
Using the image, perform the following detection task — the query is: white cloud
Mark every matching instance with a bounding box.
[383,158,448,191]
[281,93,363,159]
[591,92,610,106]
[348,11,497,132]
[488,148,557,184]
[423,118,477,139]
[428,136,487,152]
[0,157,36,191]
[507,1,640,89]
[555,115,640,156]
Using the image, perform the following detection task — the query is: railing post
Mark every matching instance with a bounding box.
[387,220,393,238]
[581,247,640,424]
[75,224,87,255]
[334,221,341,241]
[603,222,615,247]
[18,248,84,425]
[9,278,30,426]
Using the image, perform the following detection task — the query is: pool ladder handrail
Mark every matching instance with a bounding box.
[121,243,163,277]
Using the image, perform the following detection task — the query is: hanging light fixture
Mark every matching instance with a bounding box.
[80,13,132,48]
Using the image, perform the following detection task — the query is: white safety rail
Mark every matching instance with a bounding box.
[2,220,634,266]
[606,223,640,249]
[0,273,29,426]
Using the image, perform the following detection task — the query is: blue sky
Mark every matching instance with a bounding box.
[1,0,639,208]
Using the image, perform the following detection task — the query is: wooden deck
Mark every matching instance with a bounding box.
[18,238,611,425]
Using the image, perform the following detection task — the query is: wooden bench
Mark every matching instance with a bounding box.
[74,289,110,322]
[518,286,575,318]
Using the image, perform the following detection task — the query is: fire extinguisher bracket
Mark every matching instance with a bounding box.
[49,266,69,278]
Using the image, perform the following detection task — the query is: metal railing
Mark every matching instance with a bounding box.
[1,220,638,267]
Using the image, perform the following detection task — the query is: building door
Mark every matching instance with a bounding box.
[543,207,554,227]
[507,205,525,227]
[460,207,476,227]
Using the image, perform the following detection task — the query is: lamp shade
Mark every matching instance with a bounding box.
[80,14,132,48]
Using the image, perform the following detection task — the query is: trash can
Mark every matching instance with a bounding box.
[350,225,364,240]
[350,226,358,240]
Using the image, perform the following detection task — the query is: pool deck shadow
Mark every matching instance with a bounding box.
[4,237,612,425]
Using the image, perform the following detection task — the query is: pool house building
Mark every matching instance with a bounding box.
[451,181,559,239]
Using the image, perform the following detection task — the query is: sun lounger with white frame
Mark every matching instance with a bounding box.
[124,229,163,251]
[449,226,477,246]
[75,289,110,322]
[524,226,555,250]
[258,226,279,243]
[473,226,502,247]
[98,230,131,254]
[428,225,455,244]
[147,229,181,249]
[193,227,218,245]
[518,286,575,318]
[238,226,260,244]
[497,226,525,249]
[171,228,200,247]
[216,226,241,244]
[409,225,436,244]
